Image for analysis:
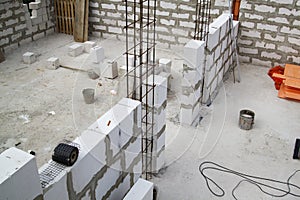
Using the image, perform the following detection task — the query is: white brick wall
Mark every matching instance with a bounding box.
[88,0,300,66]
[0,0,55,52]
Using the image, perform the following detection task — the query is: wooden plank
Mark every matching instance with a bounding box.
[70,0,75,34]
[64,0,69,34]
[273,73,300,89]
[285,78,300,89]
[67,0,71,34]
[74,0,86,42]
[58,0,63,33]
[272,73,286,80]
[83,0,89,41]
[285,64,300,78]
[61,0,65,33]
[54,0,59,32]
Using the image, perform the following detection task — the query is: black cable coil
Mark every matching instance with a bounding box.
[52,143,79,166]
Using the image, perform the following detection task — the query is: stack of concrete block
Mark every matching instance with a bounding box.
[142,75,167,173]
[180,40,205,125]
[68,43,84,57]
[0,147,43,200]
[123,178,154,200]
[123,54,135,69]
[38,98,142,200]
[83,41,97,53]
[202,14,239,104]
[157,58,172,90]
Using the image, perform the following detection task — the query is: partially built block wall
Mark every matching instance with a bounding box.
[42,98,142,200]
[0,0,55,53]
[180,14,239,125]
[0,94,167,199]
[203,14,239,104]
[0,98,143,200]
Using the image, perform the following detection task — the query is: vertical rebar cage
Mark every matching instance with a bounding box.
[124,0,157,180]
[194,0,212,42]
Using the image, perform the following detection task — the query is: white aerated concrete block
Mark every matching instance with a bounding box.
[133,161,142,182]
[118,98,142,128]
[211,13,229,39]
[91,46,105,63]
[207,27,220,51]
[153,150,165,173]
[180,92,198,107]
[29,1,41,10]
[183,40,205,69]
[142,108,166,135]
[232,20,239,38]
[124,54,134,67]
[23,52,36,64]
[84,41,96,53]
[68,43,84,57]
[123,178,154,200]
[159,58,172,73]
[95,159,121,199]
[183,69,201,86]
[42,170,69,200]
[109,174,131,200]
[124,137,141,170]
[47,57,59,70]
[142,75,167,108]
[0,148,42,200]
[158,133,165,152]
[158,71,172,90]
[180,104,200,125]
[71,131,106,193]
[103,61,118,79]
[88,98,141,151]
[155,131,165,154]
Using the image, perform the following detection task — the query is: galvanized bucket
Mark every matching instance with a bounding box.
[82,88,95,104]
[239,109,255,130]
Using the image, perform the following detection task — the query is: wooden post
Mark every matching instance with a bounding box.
[74,0,88,42]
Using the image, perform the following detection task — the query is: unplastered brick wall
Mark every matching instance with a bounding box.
[0,0,55,53]
[210,0,300,66]
[89,0,198,48]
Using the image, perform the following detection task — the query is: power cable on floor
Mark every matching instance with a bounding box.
[199,161,300,199]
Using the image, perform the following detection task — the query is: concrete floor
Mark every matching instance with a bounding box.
[153,64,300,199]
[0,34,300,199]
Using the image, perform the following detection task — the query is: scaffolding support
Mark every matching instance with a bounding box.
[124,0,157,180]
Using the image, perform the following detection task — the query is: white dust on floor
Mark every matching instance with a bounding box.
[152,65,300,200]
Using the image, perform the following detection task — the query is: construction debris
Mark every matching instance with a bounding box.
[269,64,300,101]
[23,52,36,64]
[47,57,60,70]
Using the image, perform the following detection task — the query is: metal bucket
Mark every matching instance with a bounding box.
[82,88,95,104]
[239,109,255,130]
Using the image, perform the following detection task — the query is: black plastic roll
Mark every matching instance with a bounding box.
[52,143,79,166]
